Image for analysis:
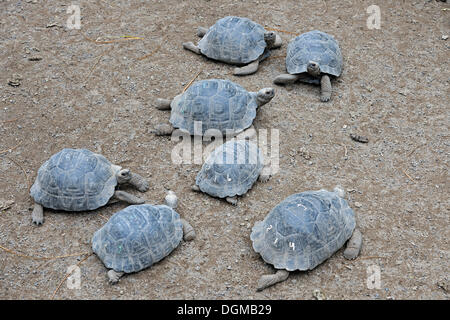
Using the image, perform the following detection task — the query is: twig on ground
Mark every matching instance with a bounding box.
[51,253,93,300]
[182,70,202,92]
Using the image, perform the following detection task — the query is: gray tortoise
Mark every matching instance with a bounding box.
[30,148,149,225]
[250,186,362,291]
[92,191,195,284]
[274,30,343,102]
[183,16,282,76]
[192,139,270,205]
[153,79,275,136]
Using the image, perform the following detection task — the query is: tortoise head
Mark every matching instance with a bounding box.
[256,88,275,106]
[264,31,276,48]
[116,169,132,184]
[307,61,321,77]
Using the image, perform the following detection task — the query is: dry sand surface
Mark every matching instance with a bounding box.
[0,0,449,299]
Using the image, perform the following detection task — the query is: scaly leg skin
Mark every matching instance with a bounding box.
[273,73,300,85]
[153,123,174,136]
[114,191,145,205]
[181,218,196,241]
[197,27,208,37]
[31,202,44,225]
[272,34,283,49]
[226,197,238,206]
[257,270,290,291]
[258,166,271,183]
[343,228,362,260]
[155,98,172,110]
[320,75,332,102]
[128,172,149,192]
[191,185,200,192]
[183,42,202,55]
[108,270,125,284]
[233,60,259,76]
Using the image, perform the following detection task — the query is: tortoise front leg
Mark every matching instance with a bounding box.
[258,165,271,183]
[31,202,44,225]
[183,42,202,55]
[343,228,362,260]
[320,74,332,102]
[113,191,145,205]
[108,270,125,284]
[197,27,208,37]
[257,269,290,291]
[233,60,259,76]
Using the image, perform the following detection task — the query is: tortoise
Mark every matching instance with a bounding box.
[192,139,270,205]
[92,191,195,284]
[183,16,282,76]
[153,79,275,136]
[30,148,149,225]
[250,186,362,291]
[273,30,343,102]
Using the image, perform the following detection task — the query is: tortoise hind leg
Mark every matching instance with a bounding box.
[155,98,172,110]
[108,270,125,284]
[257,270,290,291]
[31,202,44,225]
[197,27,208,37]
[343,228,362,260]
[233,60,259,76]
[183,42,201,55]
[181,219,196,241]
[226,197,238,206]
[152,123,174,136]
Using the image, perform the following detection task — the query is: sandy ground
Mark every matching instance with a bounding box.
[0,0,449,300]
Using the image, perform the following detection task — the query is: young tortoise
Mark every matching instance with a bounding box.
[92,191,195,284]
[183,16,282,76]
[30,148,148,225]
[250,186,362,291]
[192,139,271,205]
[153,79,275,136]
[274,30,343,102]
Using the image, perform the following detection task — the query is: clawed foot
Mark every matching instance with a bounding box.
[226,197,238,206]
[107,270,124,284]
[320,95,331,102]
[257,270,289,291]
[31,203,44,226]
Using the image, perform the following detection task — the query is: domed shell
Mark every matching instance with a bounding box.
[170,79,258,135]
[250,190,355,271]
[196,140,264,198]
[286,30,343,80]
[92,204,183,273]
[198,16,267,64]
[30,148,119,211]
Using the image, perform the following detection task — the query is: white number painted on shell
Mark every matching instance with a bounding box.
[289,242,295,251]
